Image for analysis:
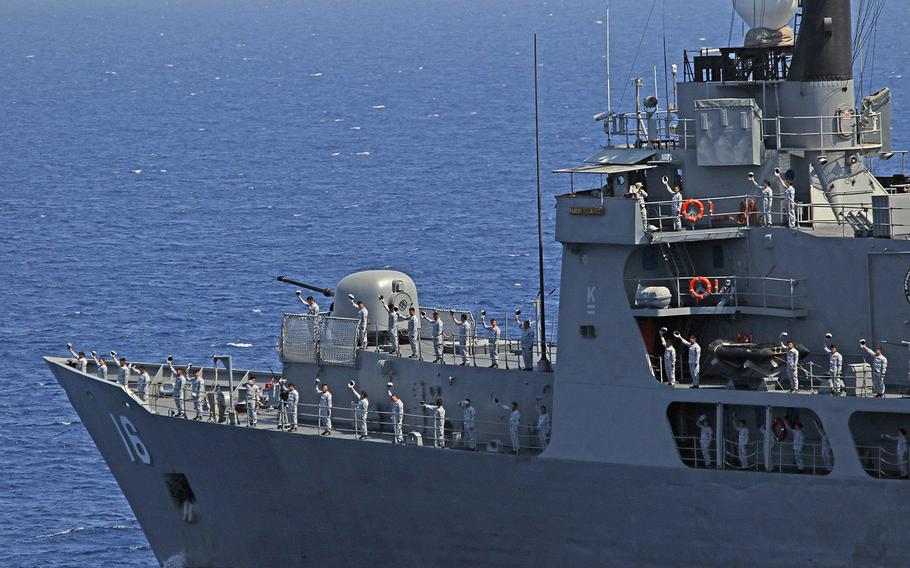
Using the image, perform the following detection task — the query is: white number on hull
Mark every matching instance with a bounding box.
[586,286,596,315]
[110,414,152,465]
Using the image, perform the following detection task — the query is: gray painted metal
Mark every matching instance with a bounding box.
[43,2,910,565]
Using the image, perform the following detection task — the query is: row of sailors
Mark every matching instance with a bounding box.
[313,380,551,453]
[694,414,833,472]
[67,345,208,418]
[657,332,889,396]
[699,415,910,478]
[629,170,798,232]
[66,345,551,448]
[338,293,538,370]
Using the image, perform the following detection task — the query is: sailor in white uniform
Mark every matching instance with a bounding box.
[110,352,131,387]
[791,421,805,471]
[286,383,299,432]
[245,376,261,427]
[515,312,536,371]
[499,401,522,454]
[697,415,713,467]
[480,311,501,368]
[421,311,444,363]
[536,403,551,450]
[781,335,799,392]
[315,380,333,435]
[450,311,472,366]
[168,361,186,417]
[348,382,369,440]
[733,418,750,469]
[297,292,320,315]
[67,344,88,373]
[823,334,844,395]
[750,175,774,226]
[404,307,420,359]
[632,182,649,230]
[421,398,446,448]
[883,428,909,478]
[775,171,797,228]
[190,369,205,420]
[458,399,477,450]
[133,365,150,402]
[388,385,405,444]
[91,351,108,381]
[860,340,888,397]
[814,419,832,471]
[663,177,683,231]
[717,279,736,308]
[349,296,369,350]
[660,329,677,386]
[379,296,404,355]
[675,332,701,388]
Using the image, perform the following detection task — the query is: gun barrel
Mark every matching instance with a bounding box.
[276,275,335,297]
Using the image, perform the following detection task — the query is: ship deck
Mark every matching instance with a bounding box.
[53,356,548,455]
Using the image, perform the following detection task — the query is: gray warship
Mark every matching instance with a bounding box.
[46,1,910,566]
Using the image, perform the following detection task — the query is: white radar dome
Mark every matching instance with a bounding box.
[732,0,798,31]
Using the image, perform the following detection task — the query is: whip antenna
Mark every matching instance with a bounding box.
[533,33,551,370]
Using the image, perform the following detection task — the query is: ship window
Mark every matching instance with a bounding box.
[849,412,910,480]
[642,248,659,271]
[712,245,724,268]
[579,325,596,338]
[667,403,831,475]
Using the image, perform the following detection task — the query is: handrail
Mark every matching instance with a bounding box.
[132,388,551,453]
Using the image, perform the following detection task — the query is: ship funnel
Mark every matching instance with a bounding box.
[733,0,797,46]
[788,0,853,82]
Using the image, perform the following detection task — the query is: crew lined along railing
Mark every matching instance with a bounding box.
[673,435,832,475]
[284,310,559,369]
[629,275,803,312]
[604,111,883,152]
[643,193,910,237]
[651,355,885,397]
[139,387,550,453]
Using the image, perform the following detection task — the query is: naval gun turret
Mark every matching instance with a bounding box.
[333,270,420,345]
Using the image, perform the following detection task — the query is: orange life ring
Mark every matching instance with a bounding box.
[734,332,751,343]
[689,276,712,300]
[772,417,787,442]
[682,199,705,223]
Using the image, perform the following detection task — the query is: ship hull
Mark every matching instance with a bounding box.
[48,359,909,567]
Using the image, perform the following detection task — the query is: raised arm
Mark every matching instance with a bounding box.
[91,351,99,365]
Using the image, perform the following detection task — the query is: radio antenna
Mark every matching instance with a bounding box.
[533,33,550,371]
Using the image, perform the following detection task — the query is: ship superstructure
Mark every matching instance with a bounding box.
[46,1,910,566]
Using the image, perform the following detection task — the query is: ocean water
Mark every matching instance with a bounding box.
[1,0,908,565]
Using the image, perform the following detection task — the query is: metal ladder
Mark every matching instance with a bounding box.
[660,242,696,303]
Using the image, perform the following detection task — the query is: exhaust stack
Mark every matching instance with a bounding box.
[788,0,853,82]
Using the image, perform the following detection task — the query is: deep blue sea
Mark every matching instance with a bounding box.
[2,0,908,565]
